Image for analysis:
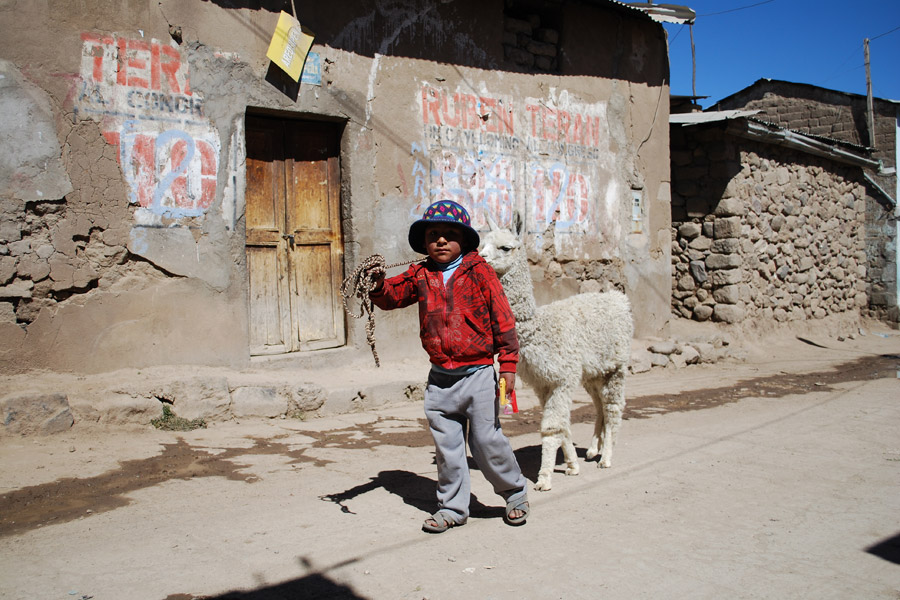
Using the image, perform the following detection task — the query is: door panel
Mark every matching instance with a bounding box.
[245,115,344,355]
[291,244,339,349]
[289,158,331,231]
[247,246,291,352]
[245,127,284,236]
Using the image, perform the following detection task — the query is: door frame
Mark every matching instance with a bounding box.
[244,111,347,356]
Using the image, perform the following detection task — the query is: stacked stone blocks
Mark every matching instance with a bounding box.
[672,128,869,325]
[712,83,897,325]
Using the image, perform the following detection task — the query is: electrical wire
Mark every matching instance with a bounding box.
[818,25,900,90]
[698,0,777,18]
[869,25,900,42]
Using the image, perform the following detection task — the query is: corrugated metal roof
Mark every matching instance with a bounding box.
[746,116,873,153]
[735,119,878,168]
[583,1,695,25]
[621,2,696,24]
[670,109,760,124]
[590,0,656,21]
[672,109,874,153]
[672,111,880,171]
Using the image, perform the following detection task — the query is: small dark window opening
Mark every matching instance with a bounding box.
[502,0,563,73]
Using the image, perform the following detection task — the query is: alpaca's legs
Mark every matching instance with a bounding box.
[597,368,626,468]
[585,377,607,461]
[536,434,578,492]
[562,436,579,476]
[535,433,562,491]
[535,386,576,491]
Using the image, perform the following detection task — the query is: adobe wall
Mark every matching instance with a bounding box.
[671,124,871,326]
[0,0,671,375]
[713,82,897,188]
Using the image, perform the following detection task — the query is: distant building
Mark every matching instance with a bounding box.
[670,79,899,328]
[712,78,898,207]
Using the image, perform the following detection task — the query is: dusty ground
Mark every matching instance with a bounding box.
[1,322,899,599]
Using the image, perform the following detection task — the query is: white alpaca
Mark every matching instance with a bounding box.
[480,217,634,491]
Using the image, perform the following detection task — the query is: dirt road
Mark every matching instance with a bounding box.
[1,327,899,599]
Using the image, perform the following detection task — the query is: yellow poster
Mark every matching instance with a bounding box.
[266,11,314,82]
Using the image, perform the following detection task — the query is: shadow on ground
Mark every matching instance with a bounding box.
[319,469,505,521]
[866,531,900,565]
[164,571,367,600]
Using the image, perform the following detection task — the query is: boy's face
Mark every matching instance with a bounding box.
[424,223,465,264]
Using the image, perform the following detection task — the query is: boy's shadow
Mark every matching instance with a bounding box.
[320,470,435,515]
[321,468,515,520]
[320,445,562,520]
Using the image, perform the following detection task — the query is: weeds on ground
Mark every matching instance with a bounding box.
[151,404,207,431]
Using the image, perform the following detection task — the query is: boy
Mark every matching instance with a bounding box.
[369,200,529,533]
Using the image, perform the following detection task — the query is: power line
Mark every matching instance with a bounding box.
[699,0,777,17]
[818,26,900,88]
[869,25,900,42]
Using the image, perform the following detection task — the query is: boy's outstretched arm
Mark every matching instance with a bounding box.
[368,264,419,311]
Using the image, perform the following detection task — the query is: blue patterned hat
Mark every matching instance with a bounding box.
[408,200,480,255]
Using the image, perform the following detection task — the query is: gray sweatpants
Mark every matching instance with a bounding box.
[424,366,527,523]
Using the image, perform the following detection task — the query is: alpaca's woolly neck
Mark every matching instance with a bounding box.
[500,251,537,324]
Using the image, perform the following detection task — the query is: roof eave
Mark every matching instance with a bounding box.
[623,2,696,24]
[726,119,880,170]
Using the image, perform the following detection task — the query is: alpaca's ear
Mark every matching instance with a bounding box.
[487,214,499,232]
[512,210,524,237]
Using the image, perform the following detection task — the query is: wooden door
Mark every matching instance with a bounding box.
[245,115,344,355]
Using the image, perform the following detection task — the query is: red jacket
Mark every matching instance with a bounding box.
[370,252,519,373]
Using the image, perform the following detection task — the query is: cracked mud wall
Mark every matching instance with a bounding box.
[0,0,671,375]
[0,2,250,374]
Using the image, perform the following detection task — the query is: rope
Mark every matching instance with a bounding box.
[340,254,419,367]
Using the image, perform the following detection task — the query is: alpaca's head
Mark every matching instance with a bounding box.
[479,216,523,276]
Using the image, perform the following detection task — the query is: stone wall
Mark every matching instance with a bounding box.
[712,82,898,323]
[865,193,900,322]
[671,123,868,324]
[503,13,560,72]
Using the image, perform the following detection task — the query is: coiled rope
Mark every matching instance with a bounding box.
[340,254,419,367]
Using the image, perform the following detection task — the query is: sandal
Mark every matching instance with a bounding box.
[422,511,465,534]
[504,498,530,526]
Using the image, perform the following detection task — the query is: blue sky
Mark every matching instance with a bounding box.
[661,0,900,108]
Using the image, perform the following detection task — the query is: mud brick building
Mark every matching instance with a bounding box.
[0,2,674,387]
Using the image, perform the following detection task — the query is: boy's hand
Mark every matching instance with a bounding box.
[500,371,515,393]
[367,267,385,292]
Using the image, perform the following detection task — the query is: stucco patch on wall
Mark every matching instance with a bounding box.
[0,61,73,202]
[220,116,245,233]
[128,226,229,291]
